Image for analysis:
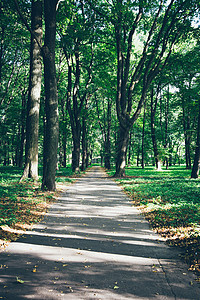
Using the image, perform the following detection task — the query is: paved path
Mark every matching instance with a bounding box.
[0,166,200,299]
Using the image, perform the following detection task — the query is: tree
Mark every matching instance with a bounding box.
[141,98,146,169]
[21,0,43,181]
[167,43,200,169]
[0,1,30,166]
[95,94,112,169]
[42,0,59,191]
[87,0,200,176]
[58,1,94,173]
[191,96,200,178]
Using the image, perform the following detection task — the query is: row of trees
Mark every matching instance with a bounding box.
[1,0,200,190]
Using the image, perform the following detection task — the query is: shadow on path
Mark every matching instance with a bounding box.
[0,167,199,299]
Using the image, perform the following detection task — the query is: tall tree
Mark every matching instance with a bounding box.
[1,1,30,166]
[141,99,146,169]
[95,95,112,169]
[21,0,43,181]
[114,0,199,176]
[60,2,94,173]
[191,96,200,178]
[88,0,199,176]
[42,0,59,190]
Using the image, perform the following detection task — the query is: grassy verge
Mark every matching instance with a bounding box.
[0,166,76,249]
[109,166,200,280]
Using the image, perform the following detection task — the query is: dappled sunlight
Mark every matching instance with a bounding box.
[6,241,159,265]
[1,167,199,299]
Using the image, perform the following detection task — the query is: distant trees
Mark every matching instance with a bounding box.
[86,0,200,176]
[0,1,29,167]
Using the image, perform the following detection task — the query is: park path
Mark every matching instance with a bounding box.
[0,166,200,299]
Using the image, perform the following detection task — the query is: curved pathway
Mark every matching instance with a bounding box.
[0,166,199,299]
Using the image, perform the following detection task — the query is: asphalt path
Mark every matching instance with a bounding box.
[0,166,200,299]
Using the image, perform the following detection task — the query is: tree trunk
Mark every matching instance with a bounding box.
[191,98,200,178]
[151,120,160,168]
[71,123,81,173]
[0,21,4,88]
[182,98,191,169]
[81,117,87,171]
[19,92,26,168]
[114,126,129,177]
[150,88,160,169]
[169,140,173,167]
[86,150,90,168]
[104,140,111,169]
[127,131,132,166]
[164,86,169,169]
[42,0,59,191]
[104,100,111,169]
[185,135,192,169]
[66,61,81,173]
[137,144,140,167]
[21,0,42,181]
[62,133,67,167]
[141,101,146,169]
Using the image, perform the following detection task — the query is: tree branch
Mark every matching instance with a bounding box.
[14,0,43,53]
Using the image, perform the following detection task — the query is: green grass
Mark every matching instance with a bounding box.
[112,166,200,228]
[0,165,75,230]
[109,165,200,278]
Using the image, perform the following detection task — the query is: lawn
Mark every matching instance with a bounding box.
[0,166,75,249]
[109,165,200,280]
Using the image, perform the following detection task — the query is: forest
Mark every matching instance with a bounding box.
[1,0,200,279]
[0,0,200,188]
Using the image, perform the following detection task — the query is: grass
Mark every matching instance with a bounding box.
[109,165,200,280]
[0,165,75,249]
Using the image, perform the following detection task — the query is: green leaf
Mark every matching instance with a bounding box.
[16,277,25,284]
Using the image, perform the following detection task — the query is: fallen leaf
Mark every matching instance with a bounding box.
[113,285,119,289]
[16,277,25,284]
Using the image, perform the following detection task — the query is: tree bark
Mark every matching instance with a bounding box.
[66,61,81,173]
[127,131,132,166]
[104,100,111,169]
[81,116,87,171]
[182,98,192,169]
[62,132,67,167]
[86,149,90,168]
[115,126,129,177]
[42,0,59,191]
[150,87,161,169]
[163,86,169,169]
[191,98,200,178]
[21,0,42,181]
[19,91,27,168]
[141,100,146,169]
[71,123,81,173]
